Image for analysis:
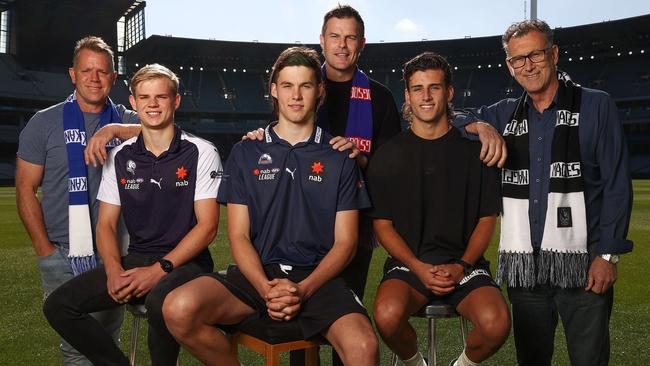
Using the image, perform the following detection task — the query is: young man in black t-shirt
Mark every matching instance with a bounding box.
[367,53,510,366]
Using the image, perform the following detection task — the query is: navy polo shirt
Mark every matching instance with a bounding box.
[98,126,222,255]
[455,86,632,254]
[217,122,371,267]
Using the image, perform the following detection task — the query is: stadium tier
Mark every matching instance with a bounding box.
[0,4,649,182]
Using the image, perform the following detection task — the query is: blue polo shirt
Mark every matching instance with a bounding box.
[455,86,632,255]
[98,126,222,255]
[217,122,371,267]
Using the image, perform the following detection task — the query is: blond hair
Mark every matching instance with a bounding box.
[130,64,180,96]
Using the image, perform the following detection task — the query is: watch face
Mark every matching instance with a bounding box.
[159,259,173,273]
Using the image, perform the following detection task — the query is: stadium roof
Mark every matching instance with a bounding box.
[10,0,136,70]
[124,14,650,72]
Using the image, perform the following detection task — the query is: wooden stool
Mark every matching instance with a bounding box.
[230,317,321,366]
[390,301,469,366]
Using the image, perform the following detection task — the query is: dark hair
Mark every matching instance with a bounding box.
[72,36,115,71]
[321,4,365,39]
[502,19,553,54]
[402,52,454,121]
[269,47,323,115]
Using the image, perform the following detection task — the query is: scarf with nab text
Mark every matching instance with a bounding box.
[496,71,589,289]
[63,92,122,275]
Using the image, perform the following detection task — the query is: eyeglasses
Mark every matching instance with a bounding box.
[507,47,551,69]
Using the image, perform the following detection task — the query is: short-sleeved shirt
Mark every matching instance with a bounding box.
[98,126,222,255]
[366,127,501,264]
[17,102,138,245]
[217,122,371,267]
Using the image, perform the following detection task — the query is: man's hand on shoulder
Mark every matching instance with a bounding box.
[242,128,265,141]
[85,124,121,168]
[85,124,141,167]
[466,121,507,168]
[585,256,617,294]
[329,136,368,167]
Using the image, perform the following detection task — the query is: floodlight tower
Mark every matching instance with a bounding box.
[530,0,538,20]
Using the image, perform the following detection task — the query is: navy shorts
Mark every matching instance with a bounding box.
[204,263,368,339]
[381,257,498,308]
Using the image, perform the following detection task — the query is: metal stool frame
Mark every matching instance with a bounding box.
[389,302,469,366]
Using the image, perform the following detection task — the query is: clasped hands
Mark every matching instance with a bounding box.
[414,262,466,296]
[106,264,166,304]
[264,278,306,321]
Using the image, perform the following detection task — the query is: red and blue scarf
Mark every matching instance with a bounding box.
[319,65,374,153]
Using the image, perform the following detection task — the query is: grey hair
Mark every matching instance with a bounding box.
[502,19,553,55]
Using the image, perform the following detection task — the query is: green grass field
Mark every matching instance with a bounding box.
[1,182,649,365]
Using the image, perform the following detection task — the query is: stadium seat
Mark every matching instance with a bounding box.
[389,300,469,366]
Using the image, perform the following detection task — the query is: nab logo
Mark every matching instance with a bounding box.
[175,166,189,187]
[254,167,278,181]
[308,161,325,183]
[121,177,140,190]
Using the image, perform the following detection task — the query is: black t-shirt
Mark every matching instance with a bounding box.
[366,127,501,264]
[320,77,402,158]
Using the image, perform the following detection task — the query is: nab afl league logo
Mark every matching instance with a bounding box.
[126,160,137,175]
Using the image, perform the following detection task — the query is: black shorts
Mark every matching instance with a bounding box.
[204,263,368,339]
[381,257,498,308]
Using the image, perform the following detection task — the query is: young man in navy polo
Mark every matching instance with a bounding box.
[44,64,221,366]
[163,47,379,366]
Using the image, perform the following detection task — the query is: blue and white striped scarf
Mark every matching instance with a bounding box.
[63,92,122,275]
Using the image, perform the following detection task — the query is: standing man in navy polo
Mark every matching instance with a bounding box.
[163,47,379,366]
[43,64,221,366]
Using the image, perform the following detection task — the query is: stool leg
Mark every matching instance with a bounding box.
[459,317,469,344]
[266,344,280,366]
[389,352,399,366]
[130,316,141,366]
[305,346,319,366]
[428,318,437,366]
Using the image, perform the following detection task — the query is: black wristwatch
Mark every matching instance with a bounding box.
[452,259,473,276]
[158,259,174,273]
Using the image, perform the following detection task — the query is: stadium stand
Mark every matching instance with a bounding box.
[0,1,649,183]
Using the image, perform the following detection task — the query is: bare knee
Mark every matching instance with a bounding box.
[374,298,408,339]
[473,306,511,347]
[340,332,379,365]
[162,289,200,339]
